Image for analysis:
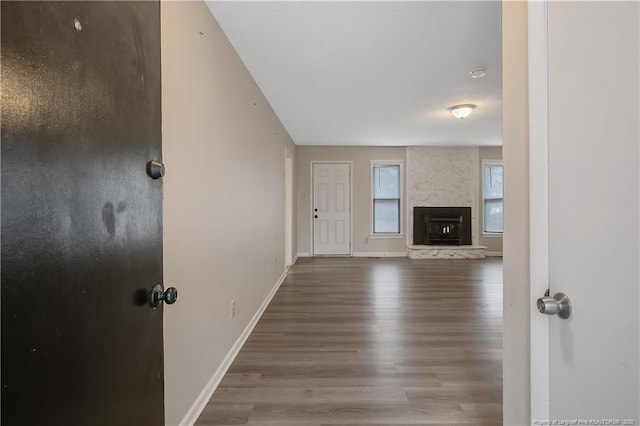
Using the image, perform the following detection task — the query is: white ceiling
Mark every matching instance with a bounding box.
[206,1,502,147]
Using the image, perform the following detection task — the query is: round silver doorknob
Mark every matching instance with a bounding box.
[149,284,178,309]
[537,292,571,319]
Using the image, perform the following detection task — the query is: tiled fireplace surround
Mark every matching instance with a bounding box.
[406,147,487,259]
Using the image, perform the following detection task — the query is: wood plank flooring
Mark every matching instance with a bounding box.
[195,257,503,426]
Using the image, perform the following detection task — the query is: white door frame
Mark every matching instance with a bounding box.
[310,161,353,256]
[528,1,550,422]
[284,147,294,268]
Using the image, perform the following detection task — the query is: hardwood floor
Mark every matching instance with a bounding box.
[195,257,503,426]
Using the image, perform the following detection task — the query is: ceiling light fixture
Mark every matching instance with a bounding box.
[447,104,476,119]
[470,68,487,79]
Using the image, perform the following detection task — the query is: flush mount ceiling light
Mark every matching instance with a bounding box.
[447,104,476,119]
[470,68,487,79]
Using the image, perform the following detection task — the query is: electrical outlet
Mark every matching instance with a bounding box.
[231,300,236,318]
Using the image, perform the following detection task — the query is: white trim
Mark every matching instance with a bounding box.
[482,233,503,238]
[481,159,504,235]
[368,234,404,240]
[284,147,294,268]
[370,160,405,237]
[309,163,313,255]
[528,1,550,423]
[285,255,298,272]
[482,159,503,165]
[296,252,311,258]
[352,252,407,258]
[472,147,481,247]
[485,251,503,257]
[310,161,353,256]
[179,270,288,426]
[405,150,411,247]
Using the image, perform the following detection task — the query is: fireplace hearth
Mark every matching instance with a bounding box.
[413,207,472,246]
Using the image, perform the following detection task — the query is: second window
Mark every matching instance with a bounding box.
[372,162,402,234]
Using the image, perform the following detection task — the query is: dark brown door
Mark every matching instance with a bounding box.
[1,2,164,425]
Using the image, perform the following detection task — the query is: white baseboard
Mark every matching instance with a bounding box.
[351,252,407,258]
[486,251,504,257]
[285,255,298,271]
[179,270,288,426]
[296,252,311,257]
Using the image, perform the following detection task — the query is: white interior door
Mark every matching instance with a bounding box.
[312,163,351,255]
[531,1,639,422]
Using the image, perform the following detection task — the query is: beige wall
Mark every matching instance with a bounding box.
[502,2,530,424]
[297,146,503,256]
[161,2,296,424]
[478,146,504,253]
[296,146,407,256]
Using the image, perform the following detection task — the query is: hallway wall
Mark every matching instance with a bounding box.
[161,2,296,424]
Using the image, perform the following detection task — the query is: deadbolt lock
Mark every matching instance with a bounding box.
[147,160,165,180]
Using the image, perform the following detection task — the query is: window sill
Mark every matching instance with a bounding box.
[369,234,405,239]
[482,233,503,238]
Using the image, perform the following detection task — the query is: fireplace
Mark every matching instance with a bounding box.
[424,215,462,245]
[413,207,472,245]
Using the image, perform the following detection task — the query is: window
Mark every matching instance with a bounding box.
[483,161,504,234]
[371,162,402,234]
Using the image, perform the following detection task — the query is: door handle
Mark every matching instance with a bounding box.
[149,284,178,309]
[537,292,571,319]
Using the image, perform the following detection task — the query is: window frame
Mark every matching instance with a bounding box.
[482,159,504,236]
[370,160,404,238]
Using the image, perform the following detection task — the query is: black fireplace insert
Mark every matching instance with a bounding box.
[413,207,472,245]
